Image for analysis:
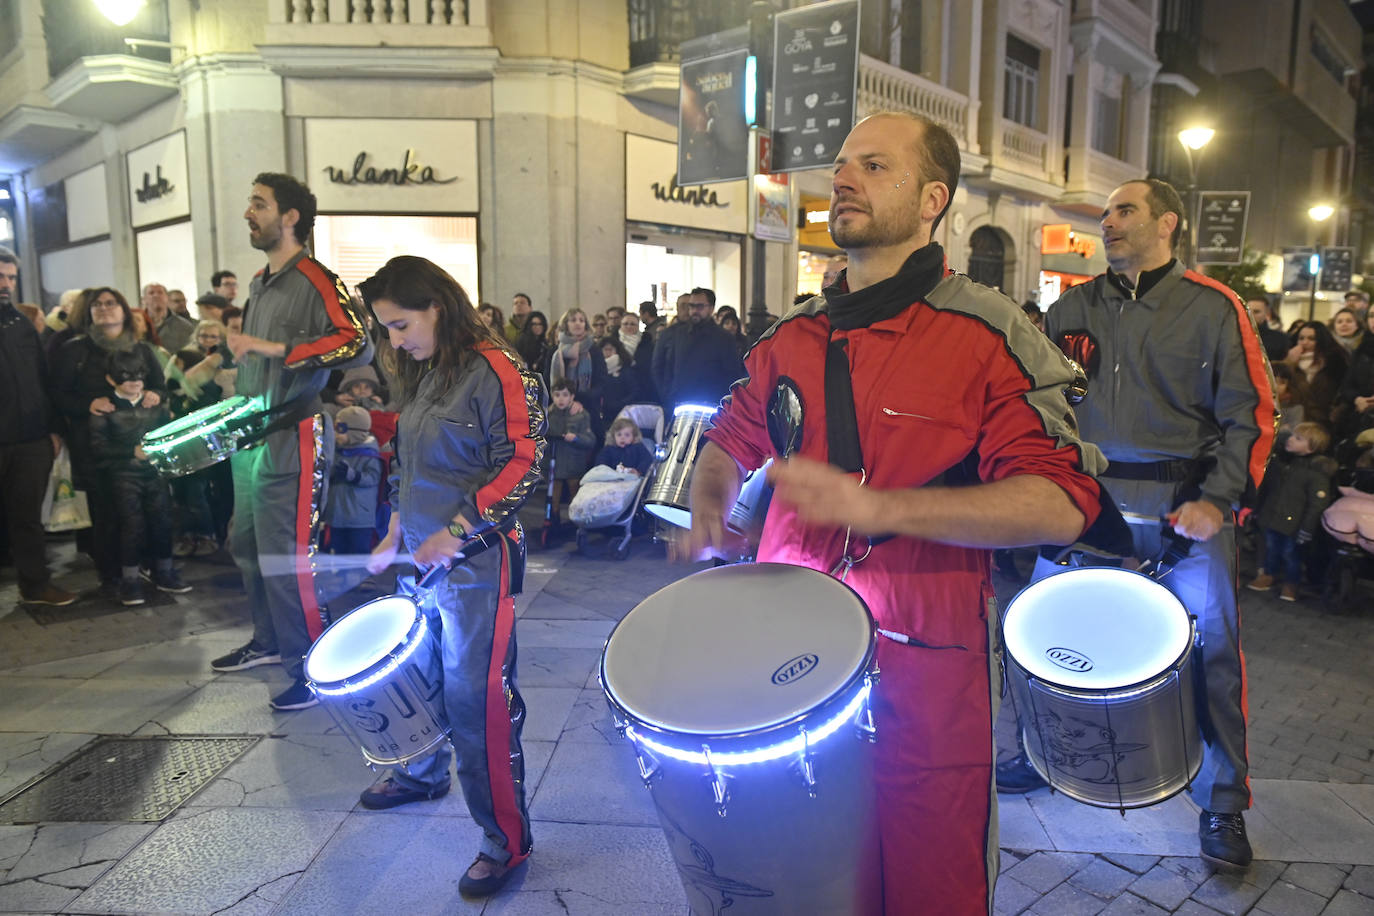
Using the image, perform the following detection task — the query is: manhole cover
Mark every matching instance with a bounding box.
[0,736,259,824]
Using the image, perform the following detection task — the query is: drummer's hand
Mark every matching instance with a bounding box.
[672,505,745,563]
[413,526,463,570]
[1171,500,1224,541]
[226,332,286,361]
[768,457,883,534]
[140,390,161,408]
[134,444,148,462]
[89,397,114,416]
[366,532,400,575]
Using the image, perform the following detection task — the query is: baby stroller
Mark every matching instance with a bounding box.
[568,403,665,560]
[1320,435,1374,613]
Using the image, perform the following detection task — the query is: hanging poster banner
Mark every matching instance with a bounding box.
[769,0,860,173]
[750,130,791,242]
[678,27,752,186]
[1195,192,1249,265]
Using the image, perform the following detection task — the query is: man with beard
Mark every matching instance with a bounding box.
[650,286,744,415]
[0,247,77,606]
[997,179,1276,874]
[210,172,372,711]
[682,112,1107,914]
[504,291,532,343]
[143,282,195,351]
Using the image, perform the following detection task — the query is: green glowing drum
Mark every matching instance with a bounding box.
[141,395,270,477]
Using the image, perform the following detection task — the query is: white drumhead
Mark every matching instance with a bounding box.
[1003,567,1189,690]
[306,596,418,684]
[603,563,873,735]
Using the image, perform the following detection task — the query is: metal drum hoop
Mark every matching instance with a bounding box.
[306,594,426,696]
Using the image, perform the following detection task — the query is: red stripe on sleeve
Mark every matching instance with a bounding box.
[285,258,362,367]
[1184,270,1276,491]
[474,345,538,517]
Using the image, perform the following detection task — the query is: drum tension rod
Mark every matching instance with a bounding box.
[703,745,730,817]
[854,674,878,743]
[633,744,661,788]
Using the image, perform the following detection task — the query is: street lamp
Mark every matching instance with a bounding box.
[1177,126,1215,268]
[1307,203,1335,321]
[93,0,145,26]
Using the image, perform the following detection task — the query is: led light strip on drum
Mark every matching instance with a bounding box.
[310,614,430,697]
[673,403,718,417]
[142,396,265,456]
[623,682,872,766]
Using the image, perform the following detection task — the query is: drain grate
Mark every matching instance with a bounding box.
[0,736,259,824]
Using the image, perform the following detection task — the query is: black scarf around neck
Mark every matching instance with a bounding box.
[824,243,946,330]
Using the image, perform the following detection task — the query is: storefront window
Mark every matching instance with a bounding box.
[135,220,197,305]
[625,228,742,315]
[314,215,479,301]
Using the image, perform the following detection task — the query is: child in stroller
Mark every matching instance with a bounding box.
[567,408,663,559]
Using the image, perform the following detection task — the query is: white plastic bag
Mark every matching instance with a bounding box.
[42,446,91,532]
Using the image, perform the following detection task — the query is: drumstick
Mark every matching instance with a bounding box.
[257,552,415,577]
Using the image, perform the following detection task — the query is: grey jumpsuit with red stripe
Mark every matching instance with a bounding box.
[232,248,372,681]
[1044,262,1277,814]
[384,344,546,867]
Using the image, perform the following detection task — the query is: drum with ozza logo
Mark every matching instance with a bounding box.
[305,594,448,767]
[1002,566,1202,810]
[602,563,880,914]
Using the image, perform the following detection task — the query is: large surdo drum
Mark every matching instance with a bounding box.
[1002,567,1202,809]
[305,595,448,767]
[602,563,880,915]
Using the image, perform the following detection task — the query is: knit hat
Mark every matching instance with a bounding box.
[335,405,372,433]
[341,365,380,394]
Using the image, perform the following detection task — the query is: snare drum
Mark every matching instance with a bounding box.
[1002,567,1202,809]
[645,405,772,542]
[304,595,448,767]
[141,395,270,477]
[602,563,880,915]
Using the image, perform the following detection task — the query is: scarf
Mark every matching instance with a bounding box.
[89,328,137,352]
[619,330,642,355]
[824,242,946,330]
[554,332,593,392]
[605,353,622,376]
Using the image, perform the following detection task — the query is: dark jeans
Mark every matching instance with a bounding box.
[0,437,55,592]
[1263,528,1302,583]
[108,471,173,569]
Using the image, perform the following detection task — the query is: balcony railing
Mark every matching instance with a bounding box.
[1000,120,1049,171]
[42,0,170,77]
[856,55,979,153]
[628,0,758,67]
[275,0,469,25]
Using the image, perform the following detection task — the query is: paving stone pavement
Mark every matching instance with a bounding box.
[0,515,1370,915]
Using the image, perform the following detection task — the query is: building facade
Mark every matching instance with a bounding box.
[0,0,1164,320]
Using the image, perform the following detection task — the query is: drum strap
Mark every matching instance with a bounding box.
[243,391,324,446]
[824,336,865,474]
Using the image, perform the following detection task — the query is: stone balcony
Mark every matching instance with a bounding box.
[1061,146,1145,215]
[855,54,980,156]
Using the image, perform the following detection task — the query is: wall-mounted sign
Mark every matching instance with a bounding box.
[305,119,478,213]
[769,0,860,173]
[1041,223,1096,259]
[678,27,753,186]
[751,131,792,243]
[1195,192,1250,265]
[626,134,747,235]
[127,131,190,228]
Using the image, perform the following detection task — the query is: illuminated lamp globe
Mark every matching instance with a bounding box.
[1308,204,1335,222]
[1177,127,1215,151]
[93,0,145,26]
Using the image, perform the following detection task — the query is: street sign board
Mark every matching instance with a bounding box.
[769,0,860,173]
[1320,246,1354,292]
[678,27,752,186]
[1195,191,1249,265]
[1281,246,1316,292]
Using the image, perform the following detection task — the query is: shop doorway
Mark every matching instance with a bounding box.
[968,226,1010,291]
[314,215,479,300]
[625,226,742,317]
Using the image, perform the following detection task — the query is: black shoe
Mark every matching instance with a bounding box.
[458,853,519,898]
[154,569,193,593]
[210,642,282,672]
[1199,810,1252,872]
[269,679,319,711]
[996,751,1049,794]
[358,776,451,810]
[118,578,146,607]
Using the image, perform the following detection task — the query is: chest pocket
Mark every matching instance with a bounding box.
[875,391,974,439]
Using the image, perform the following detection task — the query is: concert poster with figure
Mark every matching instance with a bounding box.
[678,27,752,186]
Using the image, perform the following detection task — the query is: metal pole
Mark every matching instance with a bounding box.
[747,0,774,341]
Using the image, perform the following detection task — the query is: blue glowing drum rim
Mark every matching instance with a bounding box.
[601,563,880,915]
[304,594,449,768]
[140,394,269,477]
[1002,566,1203,810]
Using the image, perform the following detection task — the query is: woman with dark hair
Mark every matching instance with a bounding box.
[598,335,637,422]
[357,255,546,898]
[51,287,167,594]
[1285,320,1347,427]
[477,302,505,334]
[1335,307,1374,438]
[513,309,551,380]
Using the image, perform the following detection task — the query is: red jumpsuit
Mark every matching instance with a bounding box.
[707,267,1104,915]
